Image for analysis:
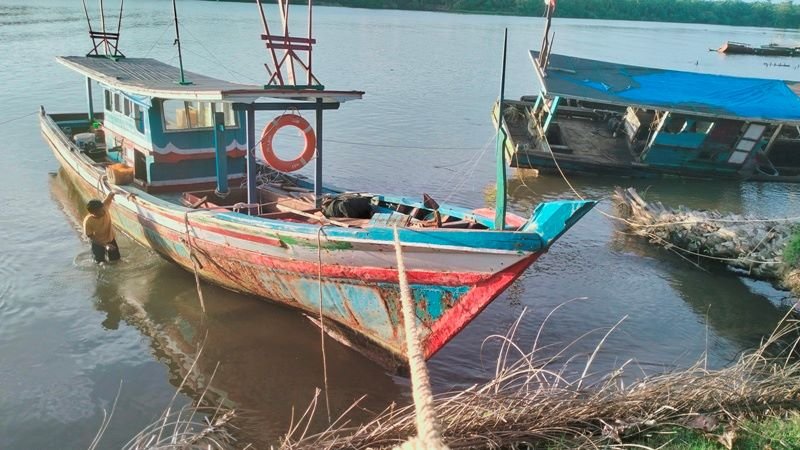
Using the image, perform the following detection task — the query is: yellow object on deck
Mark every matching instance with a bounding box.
[106,163,134,185]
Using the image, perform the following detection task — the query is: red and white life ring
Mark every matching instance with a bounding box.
[259,114,316,173]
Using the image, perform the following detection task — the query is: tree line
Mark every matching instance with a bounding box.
[228,0,800,29]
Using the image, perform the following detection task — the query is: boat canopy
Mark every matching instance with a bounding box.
[532,52,800,124]
[57,56,364,103]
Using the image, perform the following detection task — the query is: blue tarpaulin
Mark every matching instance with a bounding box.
[532,52,800,122]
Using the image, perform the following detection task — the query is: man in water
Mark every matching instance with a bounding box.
[83,192,120,263]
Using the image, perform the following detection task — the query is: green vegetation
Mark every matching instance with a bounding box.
[226,0,800,28]
[785,228,800,268]
[630,414,800,449]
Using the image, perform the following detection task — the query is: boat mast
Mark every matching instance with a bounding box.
[538,0,557,72]
[494,29,509,231]
[172,0,191,85]
[84,0,124,58]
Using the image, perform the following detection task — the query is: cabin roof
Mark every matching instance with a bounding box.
[532,52,800,123]
[58,56,363,103]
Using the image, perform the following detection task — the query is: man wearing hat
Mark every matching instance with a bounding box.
[83,192,120,263]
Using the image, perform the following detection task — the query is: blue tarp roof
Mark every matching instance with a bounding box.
[532,52,800,123]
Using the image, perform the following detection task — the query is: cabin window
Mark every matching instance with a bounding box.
[124,98,131,117]
[162,100,238,131]
[133,104,144,134]
[114,93,122,113]
[104,91,112,111]
[217,103,236,127]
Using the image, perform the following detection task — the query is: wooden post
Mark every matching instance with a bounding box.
[85,77,94,124]
[246,105,258,214]
[315,98,323,208]
[213,110,228,195]
[542,96,560,134]
[494,29,509,231]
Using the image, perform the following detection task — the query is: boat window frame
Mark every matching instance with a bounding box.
[161,99,239,133]
[133,104,145,134]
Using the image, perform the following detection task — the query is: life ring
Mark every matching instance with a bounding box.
[259,114,316,172]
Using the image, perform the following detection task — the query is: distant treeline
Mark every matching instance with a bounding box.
[221,0,800,28]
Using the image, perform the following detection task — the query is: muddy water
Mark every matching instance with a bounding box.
[1,1,799,448]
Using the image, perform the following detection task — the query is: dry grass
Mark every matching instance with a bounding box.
[280,305,800,450]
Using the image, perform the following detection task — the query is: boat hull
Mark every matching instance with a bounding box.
[42,110,590,371]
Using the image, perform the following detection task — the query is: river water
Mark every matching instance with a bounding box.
[1,1,799,448]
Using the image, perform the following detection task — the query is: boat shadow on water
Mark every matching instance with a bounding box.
[49,168,404,446]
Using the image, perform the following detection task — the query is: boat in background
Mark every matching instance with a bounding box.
[40,0,595,372]
[716,41,800,57]
[496,2,800,182]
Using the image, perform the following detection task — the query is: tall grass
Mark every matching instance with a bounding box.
[280,306,800,450]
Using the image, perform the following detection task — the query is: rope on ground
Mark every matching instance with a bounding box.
[392,227,449,450]
[316,226,332,424]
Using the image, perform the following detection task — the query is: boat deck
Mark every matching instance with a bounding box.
[503,101,636,169]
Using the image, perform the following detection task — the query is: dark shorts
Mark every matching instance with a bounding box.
[91,239,121,263]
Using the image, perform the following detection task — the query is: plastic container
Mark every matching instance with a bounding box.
[106,163,134,185]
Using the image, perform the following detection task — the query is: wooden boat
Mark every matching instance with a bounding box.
[496,2,800,182]
[717,41,800,57]
[40,1,595,372]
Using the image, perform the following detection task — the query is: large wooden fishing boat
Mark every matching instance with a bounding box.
[41,1,594,371]
[496,2,800,182]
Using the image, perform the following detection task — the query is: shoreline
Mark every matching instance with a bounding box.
[208,0,800,30]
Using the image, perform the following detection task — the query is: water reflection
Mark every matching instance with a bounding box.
[49,169,403,446]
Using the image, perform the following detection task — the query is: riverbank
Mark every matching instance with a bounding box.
[613,187,800,297]
[212,0,800,29]
[280,310,800,449]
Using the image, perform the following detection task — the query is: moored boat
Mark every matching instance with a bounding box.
[41,0,595,372]
[497,2,800,182]
[717,41,800,57]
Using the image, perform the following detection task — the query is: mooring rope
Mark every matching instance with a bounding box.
[183,210,207,314]
[392,227,448,450]
[316,226,332,423]
[0,110,37,127]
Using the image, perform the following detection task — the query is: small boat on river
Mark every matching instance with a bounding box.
[717,41,800,57]
[40,0,595,371]
[496,2,800,182]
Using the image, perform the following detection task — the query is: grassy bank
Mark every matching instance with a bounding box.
[631,414,800,449]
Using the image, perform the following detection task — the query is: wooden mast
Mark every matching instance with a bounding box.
[494,29,509,231]
[172,0,191,85]
[539,0,557,72]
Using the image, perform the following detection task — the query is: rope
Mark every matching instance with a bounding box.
[183,210,207,314]
[392,228,448,450]
[0,111,37,127]
[316,226,331,424]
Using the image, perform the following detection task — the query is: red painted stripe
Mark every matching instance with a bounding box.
[422,254,540,359]
[115,204,493,286]
[154,149,246,164]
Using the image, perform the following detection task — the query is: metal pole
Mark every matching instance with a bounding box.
[315,98,323,208]
[172,0,190,85]
[213,110,229,195]
[246,106,258,214]
[86,77,94,123]
[307,0,313,85]
[494,29,509,231]
[99,0,109,55]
